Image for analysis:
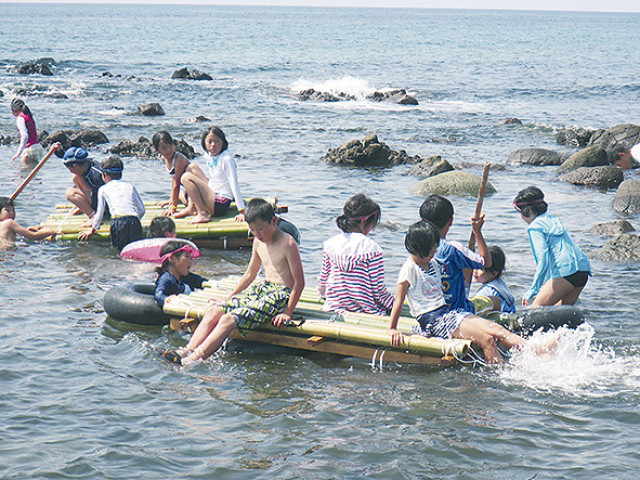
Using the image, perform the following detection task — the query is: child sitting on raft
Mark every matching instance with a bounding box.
[473,245,516,313]
[159,198,304,366]
[317,193,394,315]
[62,147,106,222]
[152,130,209,218]
[154,240,207,307]
[78,155,145,250]
[514,186,591,307]
[419,194,494,316]
[174,126,246,224]
[0,197,55,248]
[388,221,526,364]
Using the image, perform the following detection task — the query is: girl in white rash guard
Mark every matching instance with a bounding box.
[175,126,246,224]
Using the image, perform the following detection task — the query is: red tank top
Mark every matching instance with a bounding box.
[19,112,38,148]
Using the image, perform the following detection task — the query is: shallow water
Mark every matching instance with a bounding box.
[2,5,640,479]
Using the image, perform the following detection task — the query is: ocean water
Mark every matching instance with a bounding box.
[2,4,640,478]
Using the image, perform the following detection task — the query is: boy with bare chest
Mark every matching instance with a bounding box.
[160,198,305,366]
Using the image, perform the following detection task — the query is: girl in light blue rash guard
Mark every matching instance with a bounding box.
[514,186,590,308]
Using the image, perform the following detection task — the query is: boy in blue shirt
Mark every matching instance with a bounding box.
[419,195,492,315]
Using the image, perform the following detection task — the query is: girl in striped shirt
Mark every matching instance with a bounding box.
[317,194,394,315]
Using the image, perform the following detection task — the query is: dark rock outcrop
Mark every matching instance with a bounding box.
[411,170,497,197]
[298,89,354,102]
[41,128,109,152]
[138,103,165,116]
[184,115,211,124]
[366,89,418,105]
[171,67,213,81]
[324,134,421,167]
[557,146,609,173]
[556,127,595,147]
[507,148,563,167]
[109,137,196,159]
[589,220,635,236]
[588,124,640,162]
[559,166,623,189]
[498,118,522,125]
[408,155,455,178]
[12,58,55,76]
[594,233,640,261]
[613,179,640,214]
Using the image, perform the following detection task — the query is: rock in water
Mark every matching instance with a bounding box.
[411,170,497,197]
[507,148,563,166]
[594,233,640,261]
[589,221,635,236]
[613,179,640,213]
[559,166,623,188]
[408,155,455,178]
[138,103,165,116]
[171,67,213,80]
[323,134,421,167]
[557,146,609,173]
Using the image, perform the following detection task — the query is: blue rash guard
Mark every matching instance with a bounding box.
[476,277,516,313]
[154,271,207,307]
[524,212,591,302]
[434,238,485,313]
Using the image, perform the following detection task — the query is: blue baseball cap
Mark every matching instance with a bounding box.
[62,147,90,165]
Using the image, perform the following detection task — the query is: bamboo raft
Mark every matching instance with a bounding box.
[40,198,287,248]
[162,278,472,366]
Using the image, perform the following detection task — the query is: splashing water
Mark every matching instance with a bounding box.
[291,75,377,100]
[498,324,640,397]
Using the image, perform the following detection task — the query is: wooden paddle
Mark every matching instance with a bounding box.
[464,162,490,287]
[468,162,491,251]
[10,142,61,201]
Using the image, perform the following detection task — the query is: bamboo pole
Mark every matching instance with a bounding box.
[10,143,60,201]
[468,162,490,251]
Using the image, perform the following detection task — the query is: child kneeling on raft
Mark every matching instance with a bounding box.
[78,155,145,250]
[160,198,305,366]
[154,240,207,307]
[388,221,526,364]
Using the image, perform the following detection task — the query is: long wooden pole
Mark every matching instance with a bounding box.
[10,143,60,201]
[468,162,491,251]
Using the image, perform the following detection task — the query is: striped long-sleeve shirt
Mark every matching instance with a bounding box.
[317,232,394,315]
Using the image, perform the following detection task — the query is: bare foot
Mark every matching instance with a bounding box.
[173,207,196,219]
[188,214,211,224]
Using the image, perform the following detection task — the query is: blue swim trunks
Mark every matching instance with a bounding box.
[413,304,471,338]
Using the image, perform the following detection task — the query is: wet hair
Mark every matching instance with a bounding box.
[419,195,454,230]
[336,193,381,233]
[149,217,176,237]
[200,126,229,153]
[404,220,441,258]
[101,155,124,180]
[11,97,32,117]
[155,240,191,278]
[513,186,548,218]
[245,198,275,224]
[485,245,506,277]
[609,144,630,165]
[152,130,175,150]
[0,196,14,211]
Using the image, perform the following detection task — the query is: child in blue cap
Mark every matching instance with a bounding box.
[62,147,106,224]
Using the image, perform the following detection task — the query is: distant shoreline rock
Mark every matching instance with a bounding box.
[298,88,418,105]
[138,103,165,116]
[12,58,55,76]
[507,148,564,167]
[171,67,213,81]
[109,137,196,159]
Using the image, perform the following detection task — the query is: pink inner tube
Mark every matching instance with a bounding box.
[120,237,201,262]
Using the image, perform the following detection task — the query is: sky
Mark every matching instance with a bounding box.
[1,0,639,13]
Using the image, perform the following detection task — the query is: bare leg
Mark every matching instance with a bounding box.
[184,305,224,351]
[178,172,216,223]
[452,315,526,364]
[530,277,581,307]
[182,313,237,363]
[65,186,94,217]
